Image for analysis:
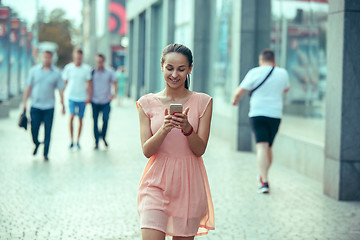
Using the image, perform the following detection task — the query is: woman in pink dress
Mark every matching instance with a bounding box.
[136,43,215,240]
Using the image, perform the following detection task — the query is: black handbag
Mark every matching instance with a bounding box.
[18,110,28,130]
[249,66,275,97]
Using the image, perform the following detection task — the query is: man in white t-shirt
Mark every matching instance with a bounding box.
[232,49,290,194]
[62,49,92,149]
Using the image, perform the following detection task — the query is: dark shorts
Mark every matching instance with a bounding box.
[250,116,281,147]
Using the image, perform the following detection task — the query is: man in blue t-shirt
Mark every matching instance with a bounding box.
[232,49,290,194]
[91,54,118,149]
[22,51,65,161]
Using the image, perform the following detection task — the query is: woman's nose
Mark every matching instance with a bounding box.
[172,71,178,78]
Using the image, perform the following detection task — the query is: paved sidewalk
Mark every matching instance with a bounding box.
[0,99,359,240]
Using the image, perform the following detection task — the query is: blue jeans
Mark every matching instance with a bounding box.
[30,107,54,157]
[91,102,111,145]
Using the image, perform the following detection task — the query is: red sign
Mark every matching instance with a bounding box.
[27,32,33,40]
[109,1,127,35]
[0,23,6,37]
[285,0,328,3]
[0,7,10,20]
[11,18,20,30]
[27,32,33,49]
[111,45,125,52]
[10,31,17,43]
[288,26,319,37]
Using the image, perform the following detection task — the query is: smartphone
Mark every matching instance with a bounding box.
[170,104,183,115]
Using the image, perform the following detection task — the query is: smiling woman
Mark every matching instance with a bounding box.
[136,43,215,240]
[161,44,193,90]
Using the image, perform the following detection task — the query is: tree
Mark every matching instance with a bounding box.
[49,8,66,22]
[37,7,47,24]
[38,8,73,68]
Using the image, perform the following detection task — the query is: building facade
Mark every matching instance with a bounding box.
[126,0,360,201]
[0,5,34,118]
[82,0,127,68]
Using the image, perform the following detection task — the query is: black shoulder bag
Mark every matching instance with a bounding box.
[249,66,275,97]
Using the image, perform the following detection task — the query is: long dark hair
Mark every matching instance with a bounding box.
[161,43,193,89]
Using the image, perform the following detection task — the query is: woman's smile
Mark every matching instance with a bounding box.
[169,77,181,84]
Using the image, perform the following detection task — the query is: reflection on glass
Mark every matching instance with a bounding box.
[174,0,192,49]
[213,0,232,106]
[271,0,328,118]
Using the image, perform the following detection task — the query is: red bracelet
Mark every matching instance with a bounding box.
[182,126,193,136]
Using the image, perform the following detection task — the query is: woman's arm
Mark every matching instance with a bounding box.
[172,100,213,157]
[138,106,174,158]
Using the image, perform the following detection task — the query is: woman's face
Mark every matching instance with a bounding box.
[162,52,193,89]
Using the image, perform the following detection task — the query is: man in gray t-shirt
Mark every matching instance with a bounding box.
[91,54,118,149]
[22,51,65,161]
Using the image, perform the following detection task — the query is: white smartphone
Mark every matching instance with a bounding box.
[170,104,183,115]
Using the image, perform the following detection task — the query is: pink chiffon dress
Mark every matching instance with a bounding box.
[136,92,215,237]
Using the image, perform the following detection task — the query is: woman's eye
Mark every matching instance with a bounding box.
[166,68,173,71]
[179,69,185,72]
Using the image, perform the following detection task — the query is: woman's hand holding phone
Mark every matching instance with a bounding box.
[161,105,192,134]
[171,107,191,133]
[161,109,176,134]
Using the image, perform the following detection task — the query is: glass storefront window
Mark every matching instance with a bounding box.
[213,0,233,116]
[174,0,193,49]
[271,0,328,118]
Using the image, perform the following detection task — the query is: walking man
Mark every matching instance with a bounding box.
[62,48,92,150]
[22,50,65,161]
[91,54,118,149]
[232,49,290,194]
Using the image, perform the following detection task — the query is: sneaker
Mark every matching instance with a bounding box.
[69,142,74,149]
[94,144,99,150]
[44,156,49,161]
[258,182,270,194]
[77,142,81,150]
